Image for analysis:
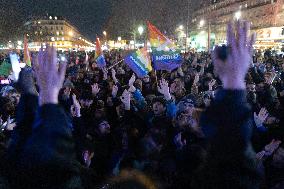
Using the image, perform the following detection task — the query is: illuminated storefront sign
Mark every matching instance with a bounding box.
[255,27,284,40]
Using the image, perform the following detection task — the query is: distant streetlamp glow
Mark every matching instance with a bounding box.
[138,26,144,35]
[68,31,74,37]
[235,11,242,20]
[118,37,122,41]
[200,20,205,27]
[103,31,107,36]
[17,41,23,46]
[179,25,184,30]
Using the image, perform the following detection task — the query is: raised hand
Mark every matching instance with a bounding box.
[265,72,277,85]
[71,94,81,117]
[174,132,186,150]
[111,68,118,83]
[254,108,269,127]
[112,85,119,98]
[128,73,136,87]
[128,74,136,92]
[193,73,200,86]
[213,20,256,89]
[255,150,265,161]
[264,139,282,156]
[177,67,184,77]
[102,67,108,80]
[120,89,131,110]
[111,68,116,78]
[208,79,216,91]
[33,45,66,105]
[6,115,16,131]
[91,83,100,96]
[158,78,171,101]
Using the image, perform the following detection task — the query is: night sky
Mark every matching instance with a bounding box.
[1,0,112,41]
[0,0,200,42]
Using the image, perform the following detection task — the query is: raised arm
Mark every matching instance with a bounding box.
[195,21,260,188]
[13,46,81,188]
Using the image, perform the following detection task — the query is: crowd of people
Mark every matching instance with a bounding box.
[0,21,284,189]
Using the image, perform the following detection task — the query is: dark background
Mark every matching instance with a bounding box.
[0,0,201,42]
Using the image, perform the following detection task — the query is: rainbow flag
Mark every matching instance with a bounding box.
[124,47,152,78]
[95,37,106,68]
[147,21,182,71]
[24,36,31,67]
[147,21,175,51]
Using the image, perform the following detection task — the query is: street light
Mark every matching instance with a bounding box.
[68,31,74,37]
[118,37,122,41]
[235,11,241,20]
[200,20,205,27]
[17,41,23,46]
[103,31,107,36]
[179,25,184,30]
[138,26,144,35]
[198,19,211,52]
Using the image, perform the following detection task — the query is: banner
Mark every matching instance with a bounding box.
[147,21,182,71]
[151,49,182,71]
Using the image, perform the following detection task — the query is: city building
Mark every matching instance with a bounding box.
[189,0,284,51]
[24,15,95,51]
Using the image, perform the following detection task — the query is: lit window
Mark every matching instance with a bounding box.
[56,31,59,35]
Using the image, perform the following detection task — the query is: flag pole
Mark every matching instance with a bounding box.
[147,21,159,90]
[107,59,124,70]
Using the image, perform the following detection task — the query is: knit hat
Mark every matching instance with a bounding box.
[177,95,196,114]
